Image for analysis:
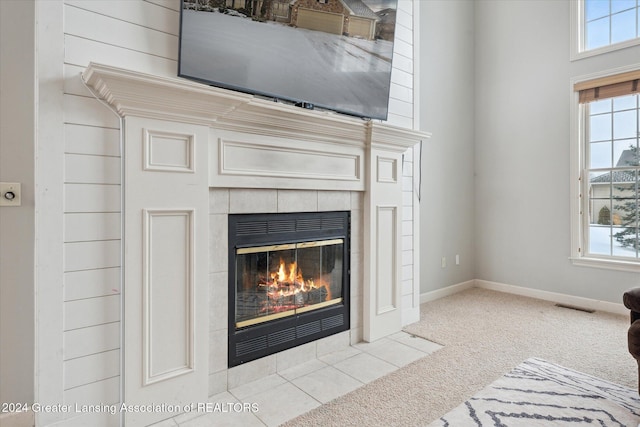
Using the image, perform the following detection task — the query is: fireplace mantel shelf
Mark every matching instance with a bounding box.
[82,63,430,153]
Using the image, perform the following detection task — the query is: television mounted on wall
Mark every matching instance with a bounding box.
[178,0,399,120]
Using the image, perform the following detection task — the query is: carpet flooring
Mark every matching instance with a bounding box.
[283,287,636,426]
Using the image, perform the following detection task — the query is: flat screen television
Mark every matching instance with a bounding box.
[178,0,398,120]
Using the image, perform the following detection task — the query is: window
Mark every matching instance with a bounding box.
[572,70,640,269]
[572,0,640,59]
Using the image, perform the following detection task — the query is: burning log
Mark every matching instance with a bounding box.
[236,291,267,319]
[305,286,328,305]
[238,257,332,322]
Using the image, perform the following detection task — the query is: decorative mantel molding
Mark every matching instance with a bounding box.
[82,62,251,126]
[82,62,430,152]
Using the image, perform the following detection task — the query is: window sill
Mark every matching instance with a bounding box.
[571,38,640,61]
[570,256,640,273]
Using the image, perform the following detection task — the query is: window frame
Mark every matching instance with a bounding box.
[570,0,640,61]
[570,65,640,272]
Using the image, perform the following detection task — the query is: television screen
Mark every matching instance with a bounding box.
[178,0,398,120]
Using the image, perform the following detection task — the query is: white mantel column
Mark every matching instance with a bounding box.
[363,124,425,342]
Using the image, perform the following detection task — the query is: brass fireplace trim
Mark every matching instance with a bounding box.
[235,297,343,328]
[236,239,344,255]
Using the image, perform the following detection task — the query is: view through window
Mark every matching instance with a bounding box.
[584,0,640,51]
[586,93,640,258]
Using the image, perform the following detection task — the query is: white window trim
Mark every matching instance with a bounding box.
[570,0,640,61]
[570,64,640,272]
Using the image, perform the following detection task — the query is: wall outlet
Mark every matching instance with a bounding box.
[441,256,446,268]
[0,182,21,207]
[456,254,460,265]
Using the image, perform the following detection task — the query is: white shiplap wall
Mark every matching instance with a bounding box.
[390,0,418,325]
[60,1,180,424]
[62,66,122,426]
[387,0,415,129]
[56,0,415,424]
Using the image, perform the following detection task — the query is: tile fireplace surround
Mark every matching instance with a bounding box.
[82,63,430,426]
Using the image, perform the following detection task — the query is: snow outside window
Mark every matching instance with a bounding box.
[583,93,640,261]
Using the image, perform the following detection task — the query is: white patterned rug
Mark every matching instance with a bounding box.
[428,358,640,426]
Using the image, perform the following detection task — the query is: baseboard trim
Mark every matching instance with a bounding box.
[0,410,34,427]
[419,280,475,304]
[474,279,628,316]
[419,279,627,316]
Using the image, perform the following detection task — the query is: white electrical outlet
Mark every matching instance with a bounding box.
[456,254,460,265]
[0,182,21,206]
[441,257,446,268]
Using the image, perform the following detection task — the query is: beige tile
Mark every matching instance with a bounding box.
[276,341,316,372]
[209,271,228,332]
[229,189,277,213]
[209,214,228,273]
[317,346,361,366]
[317,191,351,211]
[316,330,350,357]
[359,338,426,367]
[178,392,264,427]
[279,358,327,381]
[209,188,229,214]
[209,329,228,373]
[173,410,203,426]
[250,382,320,427]
[333,352,396,383]
[291,365,362,404]
[277,189,318,212]
[227,354,276,389]
[148,418,178,427]
[179,410,263,427]
[229,373,287,401]
[209,370,227,397]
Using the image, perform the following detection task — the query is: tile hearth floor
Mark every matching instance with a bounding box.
[152,332,442,427]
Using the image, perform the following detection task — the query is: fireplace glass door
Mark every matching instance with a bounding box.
[228,210,350,366]
[235,239,344,328]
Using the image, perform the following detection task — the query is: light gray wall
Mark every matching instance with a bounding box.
[418,0,477,293]
[475,0,640,303]
[0,0,35,405]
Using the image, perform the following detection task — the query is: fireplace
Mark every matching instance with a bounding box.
[82,64,428,420]
[228,211,350,366]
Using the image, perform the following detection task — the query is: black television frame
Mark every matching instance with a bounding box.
[177,0,398,120]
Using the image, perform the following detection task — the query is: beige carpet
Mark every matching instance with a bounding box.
[283,287,635,426]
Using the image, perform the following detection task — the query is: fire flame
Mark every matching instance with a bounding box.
[261,258,331,301]
[273,259,303,285]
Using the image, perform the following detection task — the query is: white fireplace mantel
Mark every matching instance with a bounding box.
[83,63,429,189]
[83,63,425,148]
[82,62,430,425]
